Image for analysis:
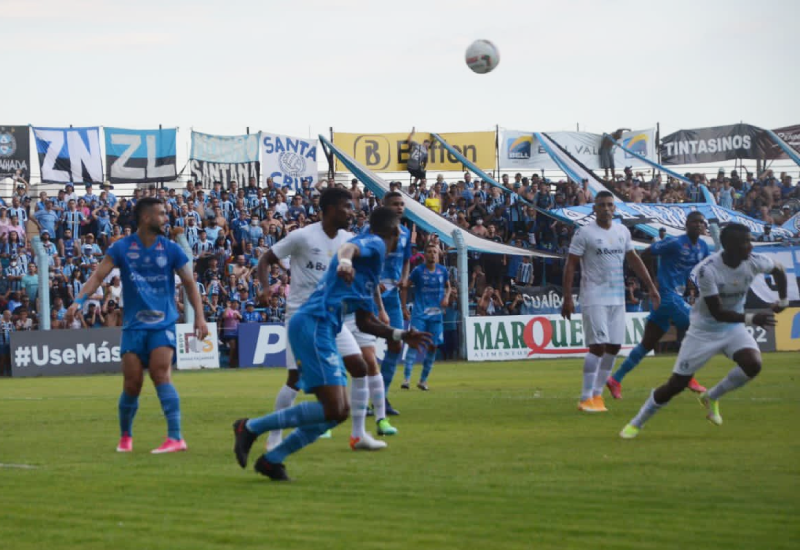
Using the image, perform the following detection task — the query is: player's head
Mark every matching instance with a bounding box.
[369,207,400,252]
[134,197,167,235]
[319,187,353,230]
[593,191,615,223]
[383,191,405,217]
[424,244,439,265]
[685,211,706,239]
[720,223,752,261]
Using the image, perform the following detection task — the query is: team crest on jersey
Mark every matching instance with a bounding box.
[156,255,168,268]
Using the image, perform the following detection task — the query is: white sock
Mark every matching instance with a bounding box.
[367,374,386,420]
[350,377,369,439]
[708,366,752,400]
[630,390,663,428]
[582,353,601,401]
[593,353,617,397]
[267,384,298,449]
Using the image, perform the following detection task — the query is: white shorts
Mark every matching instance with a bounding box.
[672,324,758,376]
[285,311,361,370]
[344,314,377,349]
[581,305,625,346]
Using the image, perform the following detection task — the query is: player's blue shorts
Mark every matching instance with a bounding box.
[120,328,177,367]
[381,288,404,329]
[410,315,444,346]
[647,294,691,332]
[288,313,348,393]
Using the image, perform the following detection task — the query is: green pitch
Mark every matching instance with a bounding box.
[1,354,798,550]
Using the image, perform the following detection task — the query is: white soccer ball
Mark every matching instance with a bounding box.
[465,39,499,74]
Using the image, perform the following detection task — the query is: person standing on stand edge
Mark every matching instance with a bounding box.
[599,128,630,180]
[607,212,710,399]
[401,245,450,391]
[378,192,413,415]
[67,198,208,454]
[406,127,430,185]
[561,191,660,413]
[621,224,787,439]
[232,207,431,481]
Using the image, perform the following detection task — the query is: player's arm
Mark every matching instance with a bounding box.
[626,250,660,310]
[441,278,451,309]
[406,127,415,144]
[355,308,431,349]
[400,259,411,320]
[335,242,360,283]
[374,286,389,325]
[770,264,789,312]
[560,254,581,320]
[704,295,775,327]
[176,263,209,340]
[639,247,658,288]
[67,255,116,315]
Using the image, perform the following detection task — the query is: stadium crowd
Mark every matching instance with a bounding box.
[0,163,798,373]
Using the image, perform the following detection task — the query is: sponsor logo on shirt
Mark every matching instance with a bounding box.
[135,310,166,324]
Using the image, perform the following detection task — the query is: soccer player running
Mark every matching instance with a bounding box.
[257,188,387,451]
[561,191,660,413]
[67,198,208,453]
[401,244,450,391]
[378,191,413,415]
[606,212,710,399]
[620,224,787,438]
[232,208,431,480]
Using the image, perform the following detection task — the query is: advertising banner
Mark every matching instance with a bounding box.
[260,132,318,191]
[105,127,177,183]
[466,313,650,361]
[189,160,259,187]
[333,131,495,172]
[515,284,580,315]
[659,123,773,165]
[11,327,122,377]
[766,124,800,160]
[33,126,104,184]
[237,322,287,368]
[749,246,800,303]
[774,307,800,351]
[0,125,31,179]
[175,323,220,370]
[499,128,656,171]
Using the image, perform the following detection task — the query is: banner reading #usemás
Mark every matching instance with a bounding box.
[466,313,651,361]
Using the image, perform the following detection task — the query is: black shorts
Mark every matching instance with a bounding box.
[408,167,427,180]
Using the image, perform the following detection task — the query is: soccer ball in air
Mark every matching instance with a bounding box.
[465,39,499,74]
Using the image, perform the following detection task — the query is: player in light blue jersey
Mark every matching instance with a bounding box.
[378,191,413,415]
[607,212,710,399]
[67,198,208,454]
[401,245,450,391]
[232,207,431,481]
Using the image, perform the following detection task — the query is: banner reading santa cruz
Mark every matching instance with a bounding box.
[466,313,650,361]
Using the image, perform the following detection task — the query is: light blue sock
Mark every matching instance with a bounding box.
[381,350,400,393]
[421,351,435,383]
[155,383,181,441]
[245,401,326,436]
[403,348,418,381]
[118,391,139,437]
[613,343,647,383]
[264,420,337,464]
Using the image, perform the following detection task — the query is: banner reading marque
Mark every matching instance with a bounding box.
[466,313,650,361]
[0,126,31,179]
[105,127,177,183]
[499,129,657,171]
[765,124,800,160]
[260,132,317,191]
[33,126,104,183]
[659,123,774,165]
[333,131,495,172]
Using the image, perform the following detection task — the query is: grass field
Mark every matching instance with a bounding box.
[1,354,799,550]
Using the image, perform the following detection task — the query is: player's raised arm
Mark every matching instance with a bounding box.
[625,250,660,310]
[176,263,209,340]
[769,263,789,312]
[336,242,360,283]
[67,255,116,316]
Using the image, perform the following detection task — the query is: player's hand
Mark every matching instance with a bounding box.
[440,298,449,309]
[66,303,80,318]
[337,262,355,284]
[378,309,390,325]
[753,312,777,327]
[648,288,661,310]
[402,328,432,350]
[195,319,209,341]
[771,301,787,314]
[379,283,387,293]
[561,297,574,320]
[402,307,411,321]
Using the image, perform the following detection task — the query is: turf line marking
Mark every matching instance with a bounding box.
[0,463,39,470]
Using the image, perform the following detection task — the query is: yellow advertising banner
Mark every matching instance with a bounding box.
[774,307,800,351]
[332,131,496,173]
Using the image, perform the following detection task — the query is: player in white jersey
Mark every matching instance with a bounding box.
[621,224,788,438]
[256,188,387,451]
[561,191,660,413]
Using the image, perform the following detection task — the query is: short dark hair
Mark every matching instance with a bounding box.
[686,211,706,222]
[596,190,614,201]
[319,187,352,213]
[720,223,750,250]
[134,197,163,225]
[383,191,403,203]
[369,207,399,236]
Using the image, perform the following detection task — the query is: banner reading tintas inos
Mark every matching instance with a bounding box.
[0,126,31,179]
[189,131,260,186]
[333,131,495,172]
[261,132,317,191]
[105,127,177,183]
[660,123,773,165]
[33,126,104,184]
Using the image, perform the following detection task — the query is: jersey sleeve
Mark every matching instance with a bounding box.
[568,228,585,257]
[106,240,123,267]
[354,234,386,260]
[649,236,679,257]
[170,241,189,271]
[270,230,297,260]
[751,253,776,275]
[696,261,719,298]
[623,227,634,252]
